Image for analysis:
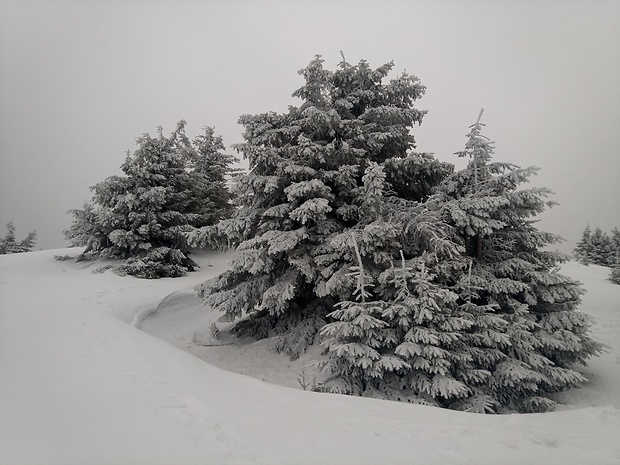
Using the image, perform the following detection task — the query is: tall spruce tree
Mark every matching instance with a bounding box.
[189,56,451,358]
[66,121,237,278]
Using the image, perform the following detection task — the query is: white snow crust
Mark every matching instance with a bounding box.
[1,249,619,465]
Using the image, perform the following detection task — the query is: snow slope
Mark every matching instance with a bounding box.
[1,249,619,465]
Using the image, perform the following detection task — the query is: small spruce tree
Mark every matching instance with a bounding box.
[608,227,620,284]
[589,228,614,266]
[575,225,618,267]
[573,225,593,264]
[0,221,37,254]
[66,121,237,278]
[611,227,620,257]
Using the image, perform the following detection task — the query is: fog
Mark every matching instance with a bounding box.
[1,0,618,252]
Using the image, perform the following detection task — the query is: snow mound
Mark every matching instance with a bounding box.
[1,249,619,465]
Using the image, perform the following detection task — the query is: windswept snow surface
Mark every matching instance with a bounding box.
[1,249,619,465]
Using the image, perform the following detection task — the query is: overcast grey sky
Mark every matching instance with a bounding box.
[1,0,618,252]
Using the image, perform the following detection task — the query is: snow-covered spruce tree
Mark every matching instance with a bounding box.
[66,121,237,278]
[575,226,617,267]
[589,227,615,267]
[316,218,475,407]
[608,227,620,284]
[0,221,37,254]
[319,111,602,413]
[316,160,530,411]
[318,110,604,413]
[573,225,593,265]
[189,56,451,358]
[433,110,603,412]
[611,227,620,256]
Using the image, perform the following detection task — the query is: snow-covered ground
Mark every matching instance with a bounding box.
[1,249,619,465]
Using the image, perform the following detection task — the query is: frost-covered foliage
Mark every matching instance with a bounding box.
[66,122,237,278]
[0,221,36,254]
[437,111,602,410]
[605,229,620,284]
[317,111,603,413]
[191,55,601,411]
[190,56,451,358]
[574,225,619,268]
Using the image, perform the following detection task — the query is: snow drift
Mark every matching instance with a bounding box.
[1,249,618,465]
